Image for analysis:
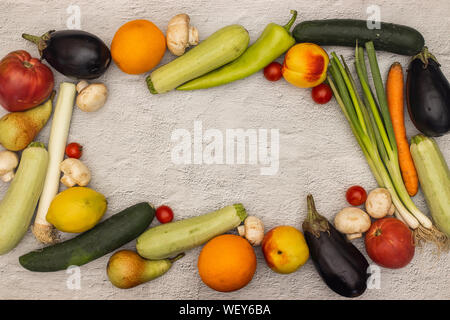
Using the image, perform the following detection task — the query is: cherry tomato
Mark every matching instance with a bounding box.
[346,186,367,206]
[263,62,282,82]
[156,205,174,224]
[311,83,333,104]
[65,143,83,159]
[365,218,415,269]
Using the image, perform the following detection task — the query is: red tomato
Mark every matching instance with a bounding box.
[156,205,174,224]
[311,83,333,104]
[65,143,83,159]
[346,186,367,206]
[0,50,54,112]
[263,62,282,81]
[365,218,415,269]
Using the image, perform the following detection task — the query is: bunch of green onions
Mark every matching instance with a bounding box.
[328,41,447,247]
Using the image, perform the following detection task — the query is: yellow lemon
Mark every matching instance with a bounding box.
[47,187,107,233]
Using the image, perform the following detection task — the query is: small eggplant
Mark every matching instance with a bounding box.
[406,47,450,137]
[22,30,111,79]
[302,195,369,298]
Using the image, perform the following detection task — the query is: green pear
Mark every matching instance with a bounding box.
[0,94,54,151]
[107,250,184,289]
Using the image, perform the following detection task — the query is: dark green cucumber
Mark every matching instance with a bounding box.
[19,202,155,272]
[293,19,424,55]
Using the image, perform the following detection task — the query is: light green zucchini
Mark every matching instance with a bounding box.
[136,204,247,260]
[410,135,450,236]
[0,143,49,255]
[146,25,250,94]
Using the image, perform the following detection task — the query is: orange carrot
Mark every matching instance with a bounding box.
[386,62,418,196]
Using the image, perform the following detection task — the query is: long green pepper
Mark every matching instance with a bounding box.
[177,10,297,91]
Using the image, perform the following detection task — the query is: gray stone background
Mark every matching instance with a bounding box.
[0,0,449,300]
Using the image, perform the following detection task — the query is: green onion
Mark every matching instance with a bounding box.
[328,74,420,230]
[328,42,440,237]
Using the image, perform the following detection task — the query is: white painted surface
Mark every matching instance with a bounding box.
[0,0,449,300]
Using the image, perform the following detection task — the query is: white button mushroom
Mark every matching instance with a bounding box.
[60,158,91,187]
[365,188,392,219]
[76,81,108,112]
[0,150,19,182]
[237,216,265,246]
[166,14,199,56]
[334,207,372,240]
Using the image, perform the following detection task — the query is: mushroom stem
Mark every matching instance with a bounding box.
[1,171,15,182]
[188,26,199,45]
[0,151,19,183]
[347,233,363,240]
[76,80,90,93]
[237,225,245,237]
[60,175,76,188]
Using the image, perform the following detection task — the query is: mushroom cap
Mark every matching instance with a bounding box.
[365,188,392,219]
[243,216,264,246]
[166,13,198,56]
[60,158,91,186]
[0,150,18,175]
[334,207,371,234]
[166,13,191,56]
[76,83,108,112]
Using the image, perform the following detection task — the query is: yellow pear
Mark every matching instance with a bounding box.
[0,94,53,151]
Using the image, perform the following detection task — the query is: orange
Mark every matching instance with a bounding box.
[111,19,166,74]
[198,234,257,292]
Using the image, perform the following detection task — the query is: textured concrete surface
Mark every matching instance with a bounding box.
[0,0,449,300]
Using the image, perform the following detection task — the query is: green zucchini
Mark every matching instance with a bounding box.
[147,25,250,94]
[0,142,48,255]
[410,135,450,236]
[293,19,424,55]
[19,202,155,271]
[136,204,247,260]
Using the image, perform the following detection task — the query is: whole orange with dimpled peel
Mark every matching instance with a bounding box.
[111,19,166,75]
[197,234,256,292]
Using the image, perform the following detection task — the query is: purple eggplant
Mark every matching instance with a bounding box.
[407,47,450,137]
[302,195,369,298]
[22,30,111,80]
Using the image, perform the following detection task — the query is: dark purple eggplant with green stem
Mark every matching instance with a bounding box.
[407,47,450,137]
[22,30,111,79]
[302,195,369,298]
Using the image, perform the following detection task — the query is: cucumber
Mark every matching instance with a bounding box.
[19,202,155,271]
[136,204,247,260]
[293,19,424,55]
[410,135,450,236]
[147,25,250,94]
[0,143,48,255]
